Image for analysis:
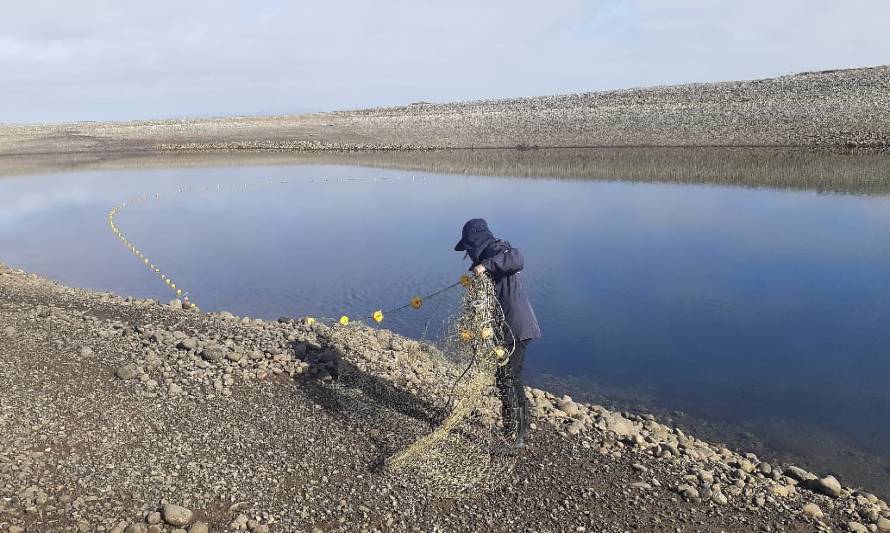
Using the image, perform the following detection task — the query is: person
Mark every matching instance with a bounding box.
[454,218,541,448]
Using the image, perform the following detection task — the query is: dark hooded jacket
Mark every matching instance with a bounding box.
[455,219,541,342]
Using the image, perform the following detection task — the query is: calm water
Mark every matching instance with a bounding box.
[2,164,890,492]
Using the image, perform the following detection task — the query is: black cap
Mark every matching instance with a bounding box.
[454,218,491,251]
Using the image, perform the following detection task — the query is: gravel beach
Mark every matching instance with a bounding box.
[2,263,889,532]
[1,66,888,159]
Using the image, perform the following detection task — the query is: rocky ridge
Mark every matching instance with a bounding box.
[1,66,888,158]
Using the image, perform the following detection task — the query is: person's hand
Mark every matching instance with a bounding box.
[473,264,487,276]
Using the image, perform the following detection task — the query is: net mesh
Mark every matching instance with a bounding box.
[312,274,517,498]
[383,274,517,496]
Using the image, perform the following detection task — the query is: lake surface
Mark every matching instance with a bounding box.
[2,162,889,494]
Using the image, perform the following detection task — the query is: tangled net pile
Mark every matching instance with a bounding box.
[304,274,517,497]
[382,274,517,496]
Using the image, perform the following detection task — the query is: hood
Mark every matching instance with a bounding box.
[454,218,496,262]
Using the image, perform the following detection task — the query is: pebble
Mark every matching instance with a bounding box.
[697,469,714,484]
[3,325,17,336]
[115,365,138,380]
[146,511,161,525]
[189,522,209,533]
[677,484,700,500]
[878,517,890,532]
[162,504,194,526]
[126,524,148,533]
[847,522,869,533]
[79,346,94,357]
[231,513,249,529]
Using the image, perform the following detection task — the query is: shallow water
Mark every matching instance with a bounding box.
[2,163,890,493]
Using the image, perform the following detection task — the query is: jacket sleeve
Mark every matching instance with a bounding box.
[481,245,524,276]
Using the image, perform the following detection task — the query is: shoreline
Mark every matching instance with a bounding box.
[3,147,890,195]
[2,263,888,531]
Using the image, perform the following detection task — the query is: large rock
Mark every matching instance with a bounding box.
[177,338,198,351]
[876,516,890,532]
[200,345,226,362]
[162,504,194,527]
[785,465,817,482]
[846,522,868,533]
[770,484,796,498]
[802,502,824,519]
[595,411,641,437]
[735,459,755,473]
[814,475,842,498]
[565,420,584,435]
[556,397,581,418]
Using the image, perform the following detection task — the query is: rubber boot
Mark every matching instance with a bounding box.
[513,399,529,449]
[500,397,517,438]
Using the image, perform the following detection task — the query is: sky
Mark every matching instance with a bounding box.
[2,0,889,123]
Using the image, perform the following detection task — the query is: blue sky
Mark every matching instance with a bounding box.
[1,0,889,123]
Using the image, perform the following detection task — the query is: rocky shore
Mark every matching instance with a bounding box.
[1,66,888,158]
[2,263,889,532]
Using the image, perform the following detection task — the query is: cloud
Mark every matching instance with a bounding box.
[1,0,888,122]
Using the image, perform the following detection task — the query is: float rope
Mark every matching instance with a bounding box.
[107,176,472,325]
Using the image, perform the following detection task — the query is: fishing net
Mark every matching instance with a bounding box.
[381,274,518,497]
[302,274,518,498]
